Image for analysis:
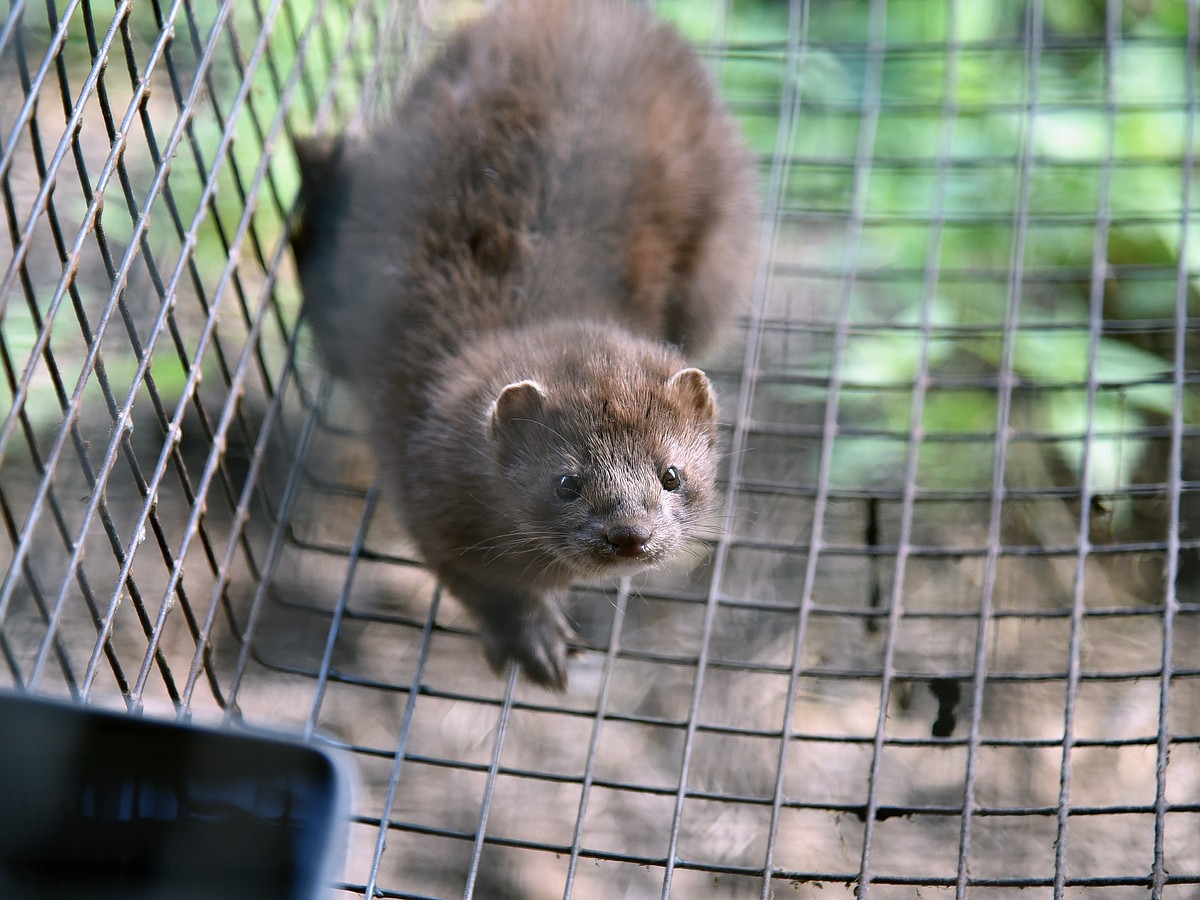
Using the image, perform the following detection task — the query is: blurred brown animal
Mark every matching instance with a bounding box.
[291,0,758,688]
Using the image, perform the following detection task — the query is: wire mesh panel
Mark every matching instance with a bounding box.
[1,0,1197,897]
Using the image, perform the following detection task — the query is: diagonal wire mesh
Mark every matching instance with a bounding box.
[1,0,1198,896]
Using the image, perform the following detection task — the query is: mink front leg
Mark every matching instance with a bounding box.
[437,570,579,690]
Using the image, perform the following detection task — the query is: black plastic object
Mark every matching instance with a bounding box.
[0,692,347,900]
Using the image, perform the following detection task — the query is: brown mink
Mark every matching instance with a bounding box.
[291,0,759,689]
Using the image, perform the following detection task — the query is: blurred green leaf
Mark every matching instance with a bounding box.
[1043,391,1147,492]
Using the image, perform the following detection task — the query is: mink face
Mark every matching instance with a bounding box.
[485,351,719,582]
[292,0,759,689]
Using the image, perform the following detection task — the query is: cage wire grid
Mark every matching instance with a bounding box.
[1,0,1199,896]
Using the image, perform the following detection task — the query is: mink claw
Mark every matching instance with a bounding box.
[479,603,577,692]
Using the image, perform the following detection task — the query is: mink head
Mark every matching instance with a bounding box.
[486,363,720,579]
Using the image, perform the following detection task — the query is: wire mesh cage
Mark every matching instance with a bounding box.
[2,0,1198,896]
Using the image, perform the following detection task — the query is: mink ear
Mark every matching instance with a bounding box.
[667,368,717,422]
[489,380,547,441]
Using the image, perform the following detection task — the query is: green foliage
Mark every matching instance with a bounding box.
[8,0,369,429]
[667,0,1195,501]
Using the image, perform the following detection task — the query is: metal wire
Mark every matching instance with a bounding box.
[2,0,1198,897]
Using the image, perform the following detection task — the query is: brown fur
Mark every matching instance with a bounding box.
[292,0,759,688]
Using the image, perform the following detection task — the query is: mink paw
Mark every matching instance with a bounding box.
[478,599,579,691]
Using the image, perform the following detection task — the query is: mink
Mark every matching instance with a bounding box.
[291,0,759,689]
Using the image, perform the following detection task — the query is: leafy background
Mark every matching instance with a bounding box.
[661,0,1196,516]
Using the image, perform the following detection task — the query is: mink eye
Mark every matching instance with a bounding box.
[660,466,681,492]
[556,474,583,500]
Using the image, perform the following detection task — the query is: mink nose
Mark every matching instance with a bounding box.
[606,524,652,558]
